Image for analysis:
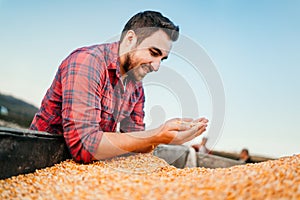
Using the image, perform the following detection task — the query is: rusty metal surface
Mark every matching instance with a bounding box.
[0,127,71,179]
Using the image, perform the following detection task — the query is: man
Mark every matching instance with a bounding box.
[239,148,253,163]
[30,11,208,163]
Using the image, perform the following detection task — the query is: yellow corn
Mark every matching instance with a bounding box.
[0,153,299,199]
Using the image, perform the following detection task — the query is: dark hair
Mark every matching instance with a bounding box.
[241,148,249,155]
[120,11,179,45]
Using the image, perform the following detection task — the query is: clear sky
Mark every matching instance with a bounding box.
[0,0,299,158]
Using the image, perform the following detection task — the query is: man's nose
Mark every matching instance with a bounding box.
[151,60,161,72]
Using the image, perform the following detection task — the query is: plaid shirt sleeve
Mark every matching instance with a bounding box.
[60,49,105,163]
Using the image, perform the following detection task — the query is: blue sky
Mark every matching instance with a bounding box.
[0,0,299,158]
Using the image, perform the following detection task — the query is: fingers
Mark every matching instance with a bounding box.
[180,122,207,140]
[165,118,194,131]
[170,118,193,122]
[162,117,209,144]
[165,117,209,132]
[195,124,207,137]
[181,118,194,123]
[169,117,208,123]
[170,122,208,144]
[190,122,207,138]
[194,117,209,123]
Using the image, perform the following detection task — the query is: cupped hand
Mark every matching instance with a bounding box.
[193,117,209,124]
[154,117,208,145]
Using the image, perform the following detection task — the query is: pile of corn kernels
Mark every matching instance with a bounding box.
[1,153,300,199]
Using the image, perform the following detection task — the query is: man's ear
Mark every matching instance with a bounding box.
[124,30,137,48]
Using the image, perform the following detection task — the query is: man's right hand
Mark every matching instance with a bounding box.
[154,118,208,145]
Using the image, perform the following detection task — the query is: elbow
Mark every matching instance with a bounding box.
[65,137,100,164]
[63,128,104,163]
[69,146,94,164]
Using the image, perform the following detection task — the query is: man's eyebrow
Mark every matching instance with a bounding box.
[150,47,168,60]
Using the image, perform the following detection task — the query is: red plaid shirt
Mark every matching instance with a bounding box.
[30,42,145,163]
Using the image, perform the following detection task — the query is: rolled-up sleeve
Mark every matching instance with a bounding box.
[61,50,104,163]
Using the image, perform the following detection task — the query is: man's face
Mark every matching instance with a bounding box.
[123,30,172,81]
[240,151,248,159]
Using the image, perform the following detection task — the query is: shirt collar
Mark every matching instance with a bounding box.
[106,41,121,77]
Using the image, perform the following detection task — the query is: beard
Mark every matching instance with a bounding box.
[122,52,152,82]
[122,53,132,74]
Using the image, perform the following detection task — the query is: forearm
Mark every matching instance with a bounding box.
[93,118,208,160]
[94,128,158,160]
